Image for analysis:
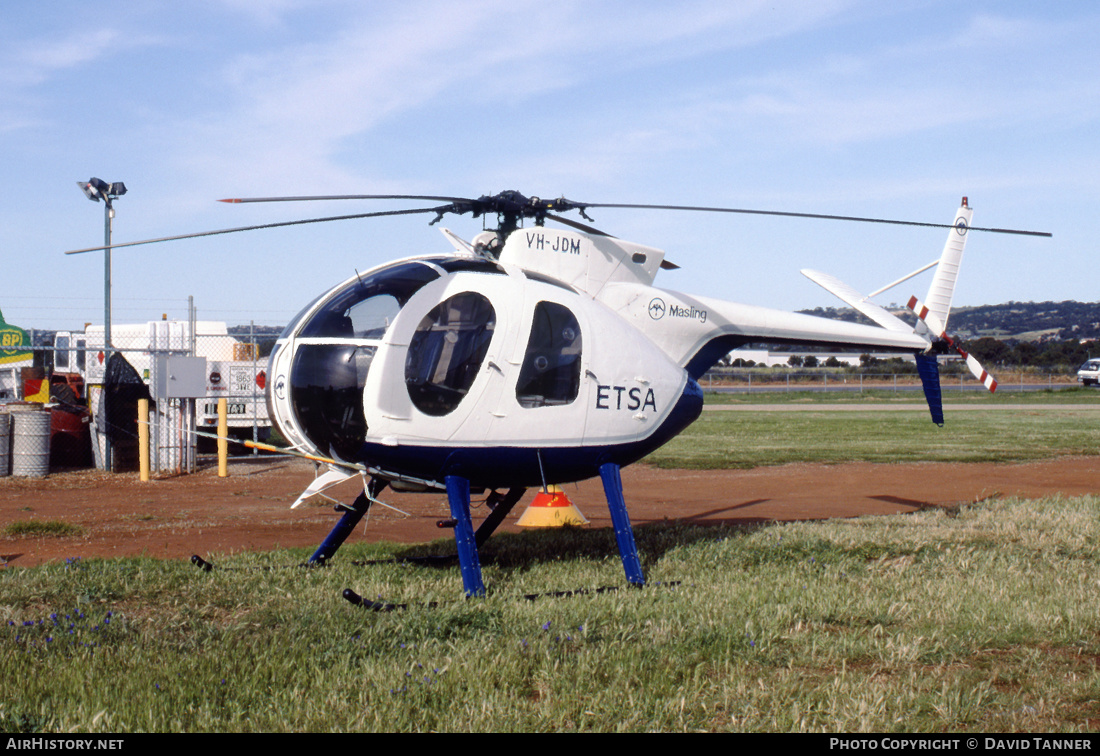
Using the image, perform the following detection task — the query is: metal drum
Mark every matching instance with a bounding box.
[11,407,51,478]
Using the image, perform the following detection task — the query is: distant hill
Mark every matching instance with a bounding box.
[797,301,1100,343]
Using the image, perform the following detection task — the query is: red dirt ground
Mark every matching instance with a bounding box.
[1,455,1097,569]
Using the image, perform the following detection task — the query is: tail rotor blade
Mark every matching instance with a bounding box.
[962,352,998,393]
[907,295,949,339]
[908,295,997,393]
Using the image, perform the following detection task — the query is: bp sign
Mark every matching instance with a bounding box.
[0,310,31,365]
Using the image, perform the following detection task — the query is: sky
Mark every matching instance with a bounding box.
[1,1,1096,333]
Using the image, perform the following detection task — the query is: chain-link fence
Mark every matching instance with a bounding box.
[0,322,272,478]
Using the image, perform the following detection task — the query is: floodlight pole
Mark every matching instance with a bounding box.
[100,198,114,471]
[78,177,126,471]
[103,198,113,356]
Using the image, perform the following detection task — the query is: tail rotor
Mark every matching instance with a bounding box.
[908,295,998,393]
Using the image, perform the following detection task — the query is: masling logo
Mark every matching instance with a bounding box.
[648,297,707,323]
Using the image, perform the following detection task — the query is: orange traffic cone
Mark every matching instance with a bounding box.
[516,485,589,527]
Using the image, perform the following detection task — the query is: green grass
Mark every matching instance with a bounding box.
[2,389,1098,731]
[2,520,85,538]
[702,384,1100,405]
[2,496,1099,732]
[646,403,1100,469]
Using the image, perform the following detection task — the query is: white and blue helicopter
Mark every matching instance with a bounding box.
[67,192,1048,597]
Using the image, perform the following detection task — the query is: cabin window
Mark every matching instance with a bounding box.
[516,302,582,407]
[405,292,495,417]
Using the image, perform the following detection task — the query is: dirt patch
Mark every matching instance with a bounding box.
[1,456,1096,568]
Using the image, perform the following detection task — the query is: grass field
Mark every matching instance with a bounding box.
[648,407,1099,469]
[1,388,1098,732]
[703,385,1100,405]
[642,385,1100,469]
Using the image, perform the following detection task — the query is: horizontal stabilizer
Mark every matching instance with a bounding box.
[801,269,914,333]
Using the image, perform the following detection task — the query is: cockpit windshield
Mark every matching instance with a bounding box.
[298,260,444,339]
[286,258,446,459]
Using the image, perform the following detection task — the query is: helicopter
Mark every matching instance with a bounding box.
[66,191,1050,597]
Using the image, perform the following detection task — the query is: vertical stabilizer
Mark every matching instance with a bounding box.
[920,198,973,334]
[914,353,944,427]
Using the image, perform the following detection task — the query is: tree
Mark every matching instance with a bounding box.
[967,337,1010,366]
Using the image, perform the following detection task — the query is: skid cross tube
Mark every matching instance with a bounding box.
[475,487,527,548]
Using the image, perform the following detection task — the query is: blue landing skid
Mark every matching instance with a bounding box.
[443,466,648,597]
[308,478,386,565]
[599,462,646,586]
[446,475,485,597]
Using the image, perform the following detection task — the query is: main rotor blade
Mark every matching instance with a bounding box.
[219,194,472,204]
[579,202,1052,238]
[64,205,448,255]
[544,212,613,237]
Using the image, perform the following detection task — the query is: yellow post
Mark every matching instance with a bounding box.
[138,398,150,482]
[217,397,228,477]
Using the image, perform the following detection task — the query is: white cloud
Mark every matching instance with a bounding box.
[147,0,869,193]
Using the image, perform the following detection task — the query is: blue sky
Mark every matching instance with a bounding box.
[1,1,1095,332]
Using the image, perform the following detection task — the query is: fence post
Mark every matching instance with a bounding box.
[251,320,259,455]
[138,398,149,482]
[218,397,228,478]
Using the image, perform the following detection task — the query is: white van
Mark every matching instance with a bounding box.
[1077,358,1100,386]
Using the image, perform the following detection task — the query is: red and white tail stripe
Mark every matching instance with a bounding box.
[962,352,997,392]
[908,295,998,393]
[907,295,947,338]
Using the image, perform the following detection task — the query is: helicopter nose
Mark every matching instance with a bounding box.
[280,343,376,461]
[265,343,307,452]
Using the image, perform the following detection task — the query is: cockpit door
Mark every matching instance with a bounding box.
[364,272,519,444]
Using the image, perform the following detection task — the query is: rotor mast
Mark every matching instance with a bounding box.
[435,191,588,241]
